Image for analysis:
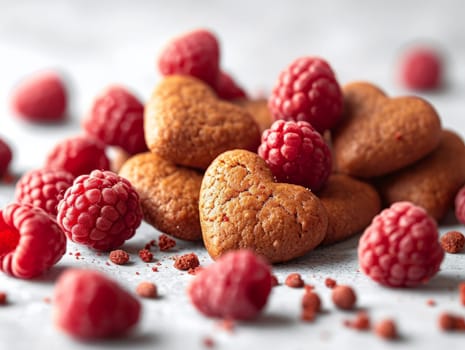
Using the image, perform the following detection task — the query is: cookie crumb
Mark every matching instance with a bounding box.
[136,281,158,298]
[159,234,176,251]
[0,292,7,305]
[325,277,337,289]
[302,291,321,313]
[188,266,203,275]
[301,308,317,322]
[138,249,153,263]
[144,239,157,251]
[216,318,235,333]
[285,273,305,288]
[109,249,130,265]
[344,311,370,331]
[439,312,465,331]
[203,336,215,348]
[426,299,436,307]
[174,253,200,271]
[152,266,159,272]
[43,296,51,304]
[440,231,465,254]
[374,319,397,340]
[331,285,356,310]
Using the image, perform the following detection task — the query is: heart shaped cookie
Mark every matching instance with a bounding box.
[318,174,381,245]
[119,152,203,240]
[199,149,328,263]
[333,81,442,178]
[144,75,261,170]
[376,130,465,221]
[236,98,273,134]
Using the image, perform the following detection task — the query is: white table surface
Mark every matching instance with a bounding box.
[1,0,465,349]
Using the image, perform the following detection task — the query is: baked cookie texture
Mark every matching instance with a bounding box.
[376,130,465,221]
[144,75,261,170]
[119,152,203,240]
[333,81,442,178]
[199,149,328,264]
[318,174,381,245]
[236,98,273,134]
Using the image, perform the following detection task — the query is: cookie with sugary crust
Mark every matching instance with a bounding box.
[333,81,442,178]
[144,75,261,170]
[119,152,202,240]
[236,98,273,134]
[318,174,381,245]
[376,130,465,221]
[199,149,328,264]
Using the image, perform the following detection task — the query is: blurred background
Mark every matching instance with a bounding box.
[0,0,464,173]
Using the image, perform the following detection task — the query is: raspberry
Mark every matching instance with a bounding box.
[56,170,142,251]
[158,29,220,87]
[10,71,67,122]
[399,46,442,91]
[44,135,110,177]
[53,269,141,340]
[83,86,147,155]
[258,120,331,191]
[14,168,74,216]
[187,249,272,320]
[268,57,343,133]
[454,185,465,224]
[0,138,12,178]
[0,203,66,279]
[215,71,247,100]
[358,202,444,287]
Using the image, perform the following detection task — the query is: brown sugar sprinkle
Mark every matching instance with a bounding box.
[174,253,200,271]
[325,277,337,289]
[426,299,436,307]
[331,285,357,310]
[285,273,305,288]
[374,319,398,340]
[158,234,176,251]
[344,311,371,331]
[136,281,158,298]
[271,275,279,287]
[439,312,465,331]
[460,282,465,306]
[0,292,7,305]
[440,231,465,254]
[138,249,153,263]
[109,249,130,265]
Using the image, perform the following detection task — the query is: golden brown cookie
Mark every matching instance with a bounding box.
[376,130,465,221]
[236,98,273,134]
[332,81,442,178]
[318,174,381,245]
[144,75,261,170]
[119,152,203,240]
[199,149,328,263]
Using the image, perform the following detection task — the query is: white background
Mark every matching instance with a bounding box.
[0,0,465,349]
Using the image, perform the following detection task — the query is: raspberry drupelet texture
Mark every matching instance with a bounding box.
[215,71,247,100]
[57,170,142,251]
[83,86,147,155]
[10,71,67,122]
[0,138,12,178]
[358,202,444,288]
[44,135,110,177]
[399,46,442,91]
[15,168,74,217]
[187,249,273,320]
[454,185,465,225]
[53,269,141,340]
[0,203,66,279]
[268,56,343,133]
[158,29,220,87]
[258,120,331,191]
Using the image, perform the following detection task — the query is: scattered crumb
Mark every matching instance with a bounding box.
[109,249,130,265]
[158,234,176,251]
[285,273,305,288]
[304,284,314,292]
[136,281,158,298]
[440,231,465,254]
[302,291,321,313]
[144,239,157,251]
[325,277,337,289]
[344,311,370,331]
[271,274,279,287]
[0,292,7,305]
[43,296,51,304]
[188,266,203,275]
[174,253,200,271]
[438,312,465,331]
[460,282,465,307]
[139,249,153,263]
[203,336,215,348]
[374,319,398,340]
[301,308,316,322]
[426,299,436,307]
[331,285,356,310]
[216,318,235,333]
[135,271,140,275]
[152,267,159,272]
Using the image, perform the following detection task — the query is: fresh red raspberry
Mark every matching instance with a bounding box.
[258,120,331,191]
[10,71,67,122]
[399,46,442,91]
[358,202,444,288]
[187,249,273,320]
[83,86,147,155]
[44,135,110,177]
[215,71,247,100]
[14,168,74,216]
[57,170,142,251]
[53,269,141,340]
[454,185,465,225]
[0,138,12,178]
[158,29,220,87]
[268,57,343,133]
[0,203,66,279]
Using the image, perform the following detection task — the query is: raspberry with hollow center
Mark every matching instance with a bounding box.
[57,170,142,251]
[15,168,74,217]
[158,29,220,87]
[358,201,444,288]
[83,86,147,155]
[0,203,66,279]
[258,120,331,191]
[399,46,442,91]
[187,249,273,320]
[0,138,12,178]
[268,56,343,133]
[44,135,110,177]
[53,269,141,340]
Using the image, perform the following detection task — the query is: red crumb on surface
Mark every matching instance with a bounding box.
[43,296,51,304]
[302,291,321,313]
[301,308,317,322]
[188,266,203,275]
[325,277,337,289]
[285,273,305,288]
[138,249,153,263]
[135,281,158,298]
[144,239,157,251]
[152,267,159,272]
[440,231,465,254]
[331,285,357,310]
[426,299,436,307]
[202,336,215,348]
[271,274,279,287]
[374,319,398,340]
[158,234,176,251]
[304,284,314,292]
[0,292,7,305]
[216,318,235,333]
[109,249,130,265]
[174,253,199,271]
[344,311,371,331]
[460,282,465,306]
